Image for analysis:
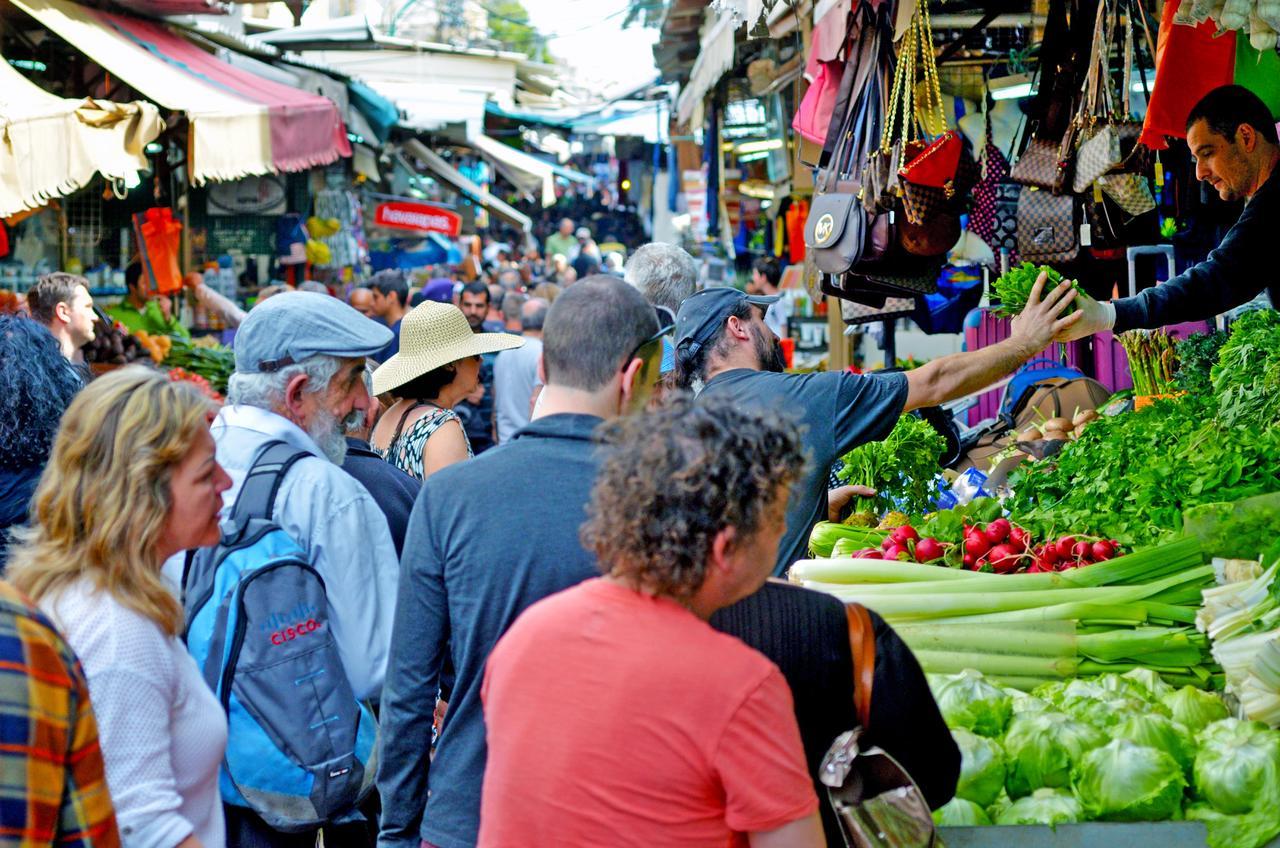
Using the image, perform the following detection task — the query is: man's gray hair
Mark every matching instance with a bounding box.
[502,292,529,324]
[624,243,698,314]
[522,297,549,332]
[227,353,343,410]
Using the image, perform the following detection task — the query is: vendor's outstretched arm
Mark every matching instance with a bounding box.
[1057,181,1274,340]
[903,275,1079,412]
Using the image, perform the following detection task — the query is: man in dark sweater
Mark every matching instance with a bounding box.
[376,276,668,848]
[1063,85,1280,338]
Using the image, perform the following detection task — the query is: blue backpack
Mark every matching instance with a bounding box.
[183,441,377,831]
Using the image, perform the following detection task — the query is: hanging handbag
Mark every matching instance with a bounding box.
[805,14,882,275]
[1097,172,1156,215]
[821,604,940,848]
[895,2,975,231]
[1017,188,1080,264]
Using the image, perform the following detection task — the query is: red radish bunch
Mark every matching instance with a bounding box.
[1027,535,1122,572]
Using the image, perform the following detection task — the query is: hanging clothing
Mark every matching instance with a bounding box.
[1140,0,1236,149]
[785,198,809,264]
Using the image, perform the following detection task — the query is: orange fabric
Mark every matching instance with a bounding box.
[1139,0,1236,150]
[786,198,809,263]
[479,578,817,848]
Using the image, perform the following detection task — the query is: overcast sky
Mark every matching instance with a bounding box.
[520,0,659,95]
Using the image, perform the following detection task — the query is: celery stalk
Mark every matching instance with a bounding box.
[894,623,1076,658]
[912,649,1080,678]
[790,559,987,585]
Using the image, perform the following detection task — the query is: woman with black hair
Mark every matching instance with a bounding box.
[370,302,522,480]
[0,315,84,567]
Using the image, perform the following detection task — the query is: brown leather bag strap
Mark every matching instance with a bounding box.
[845,602,876,730]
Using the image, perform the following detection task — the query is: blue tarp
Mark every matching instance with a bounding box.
[348,79,399,144]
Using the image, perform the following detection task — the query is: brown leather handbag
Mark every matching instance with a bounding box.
[821,604,941,848]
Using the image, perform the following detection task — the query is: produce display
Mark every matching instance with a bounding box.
[167,367,225,404]
[929,668,1280,848]
[1014,409,1099,445]
[1119,330,1179,397]
[82,309,150,365]
[988,262,1080,319]
[1174,331,1228,396]
[834,414,946,523]
[162,336,235,395]
[793,535,1218,689]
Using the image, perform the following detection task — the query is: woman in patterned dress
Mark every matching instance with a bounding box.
[371,302,523,480]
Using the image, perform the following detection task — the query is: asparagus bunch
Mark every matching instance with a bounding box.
[1119,330,1180,397]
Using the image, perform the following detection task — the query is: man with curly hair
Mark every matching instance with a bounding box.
[676,276,1080,574]
[477,396,823,848]
[377,275,671,848]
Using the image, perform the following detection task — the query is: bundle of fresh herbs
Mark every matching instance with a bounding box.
[835,414,946,522]
[989,262,1079,319]
[1175,331,1229,396]
[1211,310,1280,429]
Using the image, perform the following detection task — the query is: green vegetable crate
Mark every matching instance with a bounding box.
[940,822,1280,847]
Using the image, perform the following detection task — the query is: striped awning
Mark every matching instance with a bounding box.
[11,0,350,184]
[1,58,163,216]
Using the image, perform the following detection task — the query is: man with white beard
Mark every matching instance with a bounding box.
[208,291,399,843]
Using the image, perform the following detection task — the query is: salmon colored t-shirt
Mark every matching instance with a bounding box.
[478,578,818,848]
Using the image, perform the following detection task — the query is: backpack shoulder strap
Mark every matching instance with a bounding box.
[845,602,876,730]
[230,440,312,529]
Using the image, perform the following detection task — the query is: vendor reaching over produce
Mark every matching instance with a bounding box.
[676,277,1078,575]
[1059,85,1279,340]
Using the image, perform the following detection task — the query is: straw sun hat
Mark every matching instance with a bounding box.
[372,301,523,396]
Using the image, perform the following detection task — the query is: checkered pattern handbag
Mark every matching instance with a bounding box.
[1016,188,1079,264]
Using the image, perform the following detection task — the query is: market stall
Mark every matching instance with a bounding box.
[792,304,1280,846]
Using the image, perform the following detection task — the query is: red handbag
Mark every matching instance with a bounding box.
[898,130,964,195]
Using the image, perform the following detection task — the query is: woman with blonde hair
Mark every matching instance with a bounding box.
[8,367,232,848]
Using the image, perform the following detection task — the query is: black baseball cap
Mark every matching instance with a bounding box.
[674,287,780,358]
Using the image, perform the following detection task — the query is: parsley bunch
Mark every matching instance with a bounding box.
[1211,310,1280,429]
[989,262,1079,319]
[837,414,946,519]
[1174,331,1229,397]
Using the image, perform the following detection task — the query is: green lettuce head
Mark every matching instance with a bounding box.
[995,788,1083,826]
[1073,739,1187,821]
[1003,712,1105,798]
[1201,717,1273,748]
[1120,668,1174,702]
[952,728,1007,807]
[1187,802,1280,848]
[932,798,992,827]
[935,670,1012,737]
[1193,728,1280,815]
[1115,713,1196,774]
[1161,686,1230,733]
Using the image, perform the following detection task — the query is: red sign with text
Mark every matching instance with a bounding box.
[374,202,462,237]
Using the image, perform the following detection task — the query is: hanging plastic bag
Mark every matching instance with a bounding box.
[133,208,183,295]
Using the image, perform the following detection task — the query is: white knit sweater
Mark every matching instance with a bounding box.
[44,580,228,848]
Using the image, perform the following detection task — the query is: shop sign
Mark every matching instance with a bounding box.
[374,202,462,236]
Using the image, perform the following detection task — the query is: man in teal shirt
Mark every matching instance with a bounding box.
[106,264,190,338]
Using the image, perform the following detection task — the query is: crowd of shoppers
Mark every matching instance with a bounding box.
[0,238,1084,847]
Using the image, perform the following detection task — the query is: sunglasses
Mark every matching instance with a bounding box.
[625,313,676,371]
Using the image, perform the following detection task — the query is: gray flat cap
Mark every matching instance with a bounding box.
[234,291,394,374]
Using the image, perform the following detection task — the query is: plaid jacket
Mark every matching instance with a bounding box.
[0,581,119,847]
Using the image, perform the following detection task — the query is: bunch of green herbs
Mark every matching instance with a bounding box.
[836,414,946,521]
[1211,310,1280,429]
[1175,331,1229,396]
[989,262,1077,319]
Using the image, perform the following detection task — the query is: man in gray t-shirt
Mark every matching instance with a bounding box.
[493,298,549,443]
[675,282,1080,575]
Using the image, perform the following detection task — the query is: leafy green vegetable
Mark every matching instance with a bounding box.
[1115,713,1196,774]
[1212,309,1280,429]
[1193,727,1280,815]
[1187,801,1280,848]
[1072,739,1187,822]
[933,797,993,826]
[163,337,235,394]
[995,788,1083,826]
[989,262,1075,319]
[1002,712,1104,798]
[836,414,945,518]
[1175,331,1229,396]
[952,728,1008,807]
[935,670,1013,738]
[1007,395,1280,546]
[1161,685,1230,733]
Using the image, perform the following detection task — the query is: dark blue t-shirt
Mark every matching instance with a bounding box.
[699,368,909,575]
[372,318,403,365]
[340,438,420,557]
[376,413,606,848]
